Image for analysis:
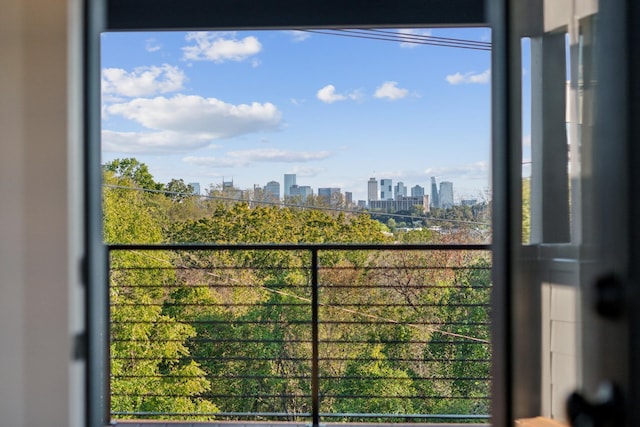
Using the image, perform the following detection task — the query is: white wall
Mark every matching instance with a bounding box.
[0,0,84,425]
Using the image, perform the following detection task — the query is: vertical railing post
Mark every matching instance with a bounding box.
[104,247,111,423]
[311,248,320,427]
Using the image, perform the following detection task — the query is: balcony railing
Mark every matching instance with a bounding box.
[108,243,491,425]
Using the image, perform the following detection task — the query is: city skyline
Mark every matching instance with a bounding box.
[101,28,498,202]
[184,172,477,209]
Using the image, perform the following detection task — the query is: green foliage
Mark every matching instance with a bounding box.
[105,166,217,419]
[522,177,531,244]
[104,158,492,422]
[166,203,390,245]
[335,346,415,415]
[104,158,163,190]
[165,178,195,202]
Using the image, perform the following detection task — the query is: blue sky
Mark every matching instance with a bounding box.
[101,28,495,202]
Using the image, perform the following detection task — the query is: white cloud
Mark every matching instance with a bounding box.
[102,64,186,97]
[106,94,282,138]
[228,148,331,162]
[316,84,361,104]
[445,69,491,85]
[423,161,489,180]
[184,149,331,168]
[374,81,409,100]
[183,32,262,62]
[397,28,432,48]
[145,38,162,52]
[102,130,217,154]
[183,156,249,168]
[287,30,311,42]
[291,166,326,177]
[317,85,345,103]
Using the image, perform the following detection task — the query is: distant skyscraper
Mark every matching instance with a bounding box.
[222,177,234,190]
[431,177,440,209]
[380,179,393,200]
[394,182,407,200]
[368,178,379,202]
[289,184,313,202]
[188,182,201,195]
[318,187,341,205]
[411,185,424,197]
[439,181,454,209]
[264,181,280,200]
[284,174,296,197]
[345,192,353,206]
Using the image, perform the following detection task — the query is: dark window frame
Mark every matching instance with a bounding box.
[85,2,493,426]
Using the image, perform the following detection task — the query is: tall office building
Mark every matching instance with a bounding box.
[318,187,341,205]
[345,192,353,206]
[289,184,313,202]
[264,181,280,200]
[439,181,454,209]
[430,177,440,209]
[411,185,424,197]
[367,178,379,202]
[380,179,393,200]
[284,173,296,197]
[394,182,407,200]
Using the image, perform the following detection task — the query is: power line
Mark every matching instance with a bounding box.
[299,29,491,51]
[103,183,491,226]
[365,28,491,47]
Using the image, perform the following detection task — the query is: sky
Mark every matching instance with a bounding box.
[101,28,496,202]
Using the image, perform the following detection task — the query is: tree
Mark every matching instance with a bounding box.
[334,346,415,416]
[522,177,531,243]
[104,158,162,190]
[104,171,218,419]
[165,178,195,202]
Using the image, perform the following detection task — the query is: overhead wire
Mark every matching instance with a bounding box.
[298,28,491,51]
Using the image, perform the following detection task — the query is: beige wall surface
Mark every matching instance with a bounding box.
[0,0,84,425]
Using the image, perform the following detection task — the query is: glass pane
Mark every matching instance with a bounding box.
[101,27,493,424]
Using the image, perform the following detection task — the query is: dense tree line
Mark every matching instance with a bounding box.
[104,158,491,421]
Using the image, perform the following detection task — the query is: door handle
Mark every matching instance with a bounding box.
[567,382,624,427]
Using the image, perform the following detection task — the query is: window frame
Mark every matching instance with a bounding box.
[86,2,491,426]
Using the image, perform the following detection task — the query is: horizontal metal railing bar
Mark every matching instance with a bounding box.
[112,284,311,288]
[111,338,489,348]
[111,393,491,401]
[112,265,490,271]
[110,411,491,420]
[110,302,490,308]
[312,321,490,326]
[112,374,491,381]
[112,320,312,324]
[323,376,492,381]
[111,338,489,345]
[112,393,490,400]
[320,303,490,307]
[318,284,490,289]
[113,374,313,380]
[108,243,491,251]
[111,283,491,289]
[112,356,490,363]
[111,302,311,307]
[111,411,313,418]
[111,320,489,326]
